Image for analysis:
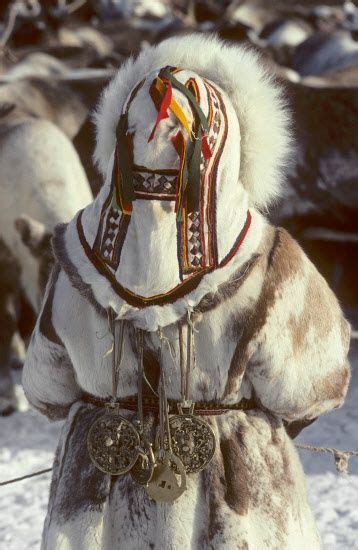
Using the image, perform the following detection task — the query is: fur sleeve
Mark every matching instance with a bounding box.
[246,228,351,423]
[22,264,81,420]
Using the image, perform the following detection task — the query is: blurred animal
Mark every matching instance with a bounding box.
[292,32,358,76]
[0,115,92,414]
[259,18,312,47]
[1,52,70,80]
[0,76,87,139]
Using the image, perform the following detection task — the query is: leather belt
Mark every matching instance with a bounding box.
[81,392,256,417]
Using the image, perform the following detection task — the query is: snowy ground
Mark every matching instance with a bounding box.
[0,343,357,549]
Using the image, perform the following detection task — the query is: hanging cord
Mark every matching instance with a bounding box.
[157,339,172,458]
[185,321,193,404]
[178,309,198,409]
[158,327,177,366]
[137,329,159,399]
[109,310,126,401]
[136,328,144,429]
[178,324,185,399]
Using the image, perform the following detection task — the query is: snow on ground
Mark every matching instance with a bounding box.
[296,339,358,549]
[0,344,357,549]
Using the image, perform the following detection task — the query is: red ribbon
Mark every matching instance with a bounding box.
[171,131,187,215]
[148,79,172,142]
[201,134,212,160]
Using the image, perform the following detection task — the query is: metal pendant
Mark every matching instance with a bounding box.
[130,438,155,486]
[169,403,216,473]
[87,408,140,475]
[145,451,187,503]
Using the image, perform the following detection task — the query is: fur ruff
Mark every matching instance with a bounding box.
[93,33,292,209]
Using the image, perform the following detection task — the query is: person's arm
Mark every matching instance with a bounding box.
[246,228,350,425]
[22,264,81,420]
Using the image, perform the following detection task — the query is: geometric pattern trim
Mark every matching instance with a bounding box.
[178,78,228,279]
[133,170,177,200]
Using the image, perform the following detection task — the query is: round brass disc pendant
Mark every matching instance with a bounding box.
[146,451,187,503]
[87,412,140,475]
[169,414,216,473]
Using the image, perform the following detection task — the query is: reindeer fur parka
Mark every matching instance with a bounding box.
[23,35,351,550]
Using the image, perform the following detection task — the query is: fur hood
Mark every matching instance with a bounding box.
[53,35,292,331]
[94,33,292,209]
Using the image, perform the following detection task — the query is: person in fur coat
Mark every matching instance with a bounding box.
[22,34,350,550]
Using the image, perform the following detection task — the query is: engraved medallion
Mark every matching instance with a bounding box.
[130,439,155,485]
[146,451,187,503]
[87,410,140,475]
[169,410,216,473]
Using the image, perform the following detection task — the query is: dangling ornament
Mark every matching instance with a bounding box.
[130,330,156,485]
[130,437,156,485]
[88,311,141,475]
[169,320,216,473]
[146,450,186,503]
[169,402,216,474]
[146,361,186,503]
[87,404,140,475]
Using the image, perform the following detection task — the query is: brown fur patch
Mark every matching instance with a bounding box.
[199,420,227,544]
[196,255,260,314]
[220,427,250,515]
[224,226,305,397]
[50,406,111,522]
[313,362,350,404]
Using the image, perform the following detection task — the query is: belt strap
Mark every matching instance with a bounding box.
[81,392,256,417]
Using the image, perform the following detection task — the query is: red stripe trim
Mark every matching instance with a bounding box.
[76,209,251,309]
[219,210,252,268]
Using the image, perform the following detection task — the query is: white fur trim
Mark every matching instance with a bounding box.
[93,33,292,208]
[56,208,265,331]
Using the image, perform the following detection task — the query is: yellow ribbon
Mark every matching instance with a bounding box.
[155,77,193,141]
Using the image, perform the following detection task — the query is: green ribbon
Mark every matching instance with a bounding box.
[162,69,209,133]
[112,113,135,211]
[162,69,208,214]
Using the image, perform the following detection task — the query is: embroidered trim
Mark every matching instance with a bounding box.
[76,209,251,309]
[133,170,177,200]
[177,78,228,277]
[77,210,211,308]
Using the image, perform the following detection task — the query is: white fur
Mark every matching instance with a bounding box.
[58,207,264,331]
[0,119,92,310]
[93,34,292,209]
[23,223,351,549]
